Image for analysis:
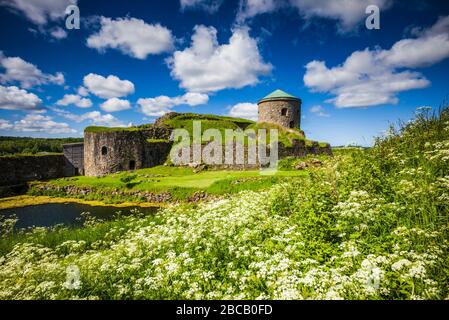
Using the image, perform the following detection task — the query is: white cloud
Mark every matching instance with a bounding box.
[79,111,128,127]
[83,73,135,99]
[168,25,272,93]
[13,114,76,134]
[379,16,449,68]
[49,26,67,39]
[310,105,330,117]
[0,85,42,110]
[0,119,13,130]
[236,0,280,23]
[303,16,449,108]
[0,53,65,88]
[77,86,89,97]
[289,0,392,31]
[180,0,223,13]
[87,17,174,60]
[56,94,92,108]
[236,0,392,31]
[52,107,128,127]
[100,98,131,112]
[138,92,209,117]
[228,102,258,121]
[1,0,77,25]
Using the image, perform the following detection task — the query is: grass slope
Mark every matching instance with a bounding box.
[30,165,309,201]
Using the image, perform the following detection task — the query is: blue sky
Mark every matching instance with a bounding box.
[0,0,449,146]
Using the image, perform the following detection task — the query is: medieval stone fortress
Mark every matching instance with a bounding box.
[0,90,331,186]
[62,89,331,177]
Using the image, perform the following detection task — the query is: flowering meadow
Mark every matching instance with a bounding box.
[0,107,448,300]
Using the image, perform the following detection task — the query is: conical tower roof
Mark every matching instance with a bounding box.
[258,89,300,104]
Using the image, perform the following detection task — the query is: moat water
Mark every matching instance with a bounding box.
[0,203,159,231]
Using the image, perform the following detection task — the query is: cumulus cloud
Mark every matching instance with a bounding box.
[87,17,174,60]
[13,113,76,134]
[236,0,392,31]
[79,111,128,127]
[168,25,272,93]
[100,98,131,112]
[180,0,223,13]
[52,107,128,127]
[303,16,449,108]
[0,85,42,110]
[138,92,209,117]
[378,16,449,68]
[236,0,280,23]
[228,102,258,121]
[49,26,68,39]
[0,0,77,25]
[289,0,392,31]
[310,105,330,117]
[77,86,89,97]
[0,119,13,130]
[0,53,65,88]
[56,94,92,108]
[83,73,135,99]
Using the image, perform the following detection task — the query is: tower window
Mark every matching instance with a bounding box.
[101,146,108,155]
[281,108,288,116]
[289,121,295,128]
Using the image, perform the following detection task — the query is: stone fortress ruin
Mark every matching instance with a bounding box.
[63,89,331,177]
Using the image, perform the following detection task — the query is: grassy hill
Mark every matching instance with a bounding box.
[84,112,324,148]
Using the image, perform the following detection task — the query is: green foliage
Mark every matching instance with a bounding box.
[0,136,83,156]
[246,122,305,147]
[160,113,254,128]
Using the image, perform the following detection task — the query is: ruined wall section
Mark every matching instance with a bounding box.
[170,139,332,169]
[63,143,84,176]
[84,131,146,176]
[84,127,173,177]
[0,154,66,186]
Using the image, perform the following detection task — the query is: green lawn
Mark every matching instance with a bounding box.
[33,165,309,201]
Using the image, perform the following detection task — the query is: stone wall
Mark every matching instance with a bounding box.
[143,141,173,168]
[63,143,84,176]
[84,130,172,176]
[0,154,66,186]
[141,126,172,140]
[258,99,301,129]
[84,131,144,176]
[169,139,332,169]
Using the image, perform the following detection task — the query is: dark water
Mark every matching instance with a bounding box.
[0,203,159,230]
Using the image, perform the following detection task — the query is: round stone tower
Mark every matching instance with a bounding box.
[258,89,302,129]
